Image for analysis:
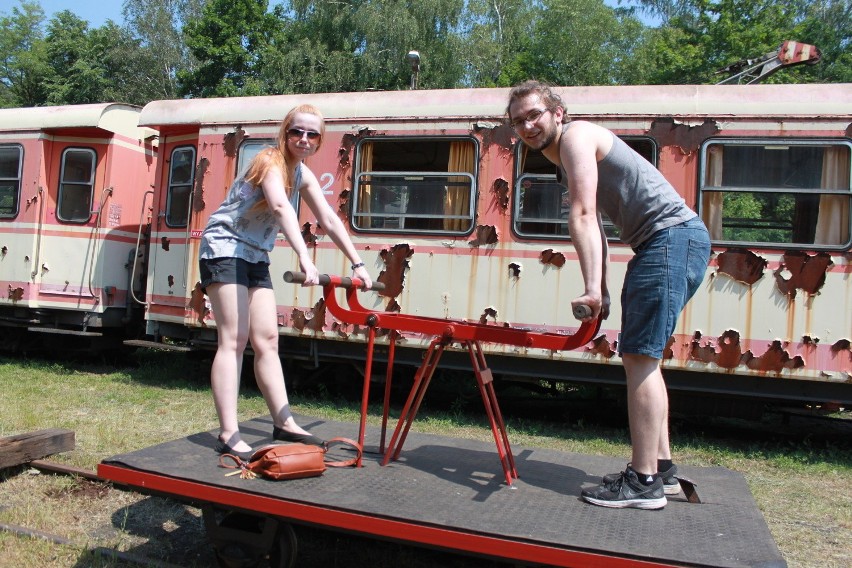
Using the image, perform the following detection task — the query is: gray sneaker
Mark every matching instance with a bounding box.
[583,466,667,509]
[602,463,681,495]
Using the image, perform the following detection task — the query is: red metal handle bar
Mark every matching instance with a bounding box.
[284,271,386,292]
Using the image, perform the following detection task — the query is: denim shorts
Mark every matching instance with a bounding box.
[199,257,273,292]
[619,216,710,358]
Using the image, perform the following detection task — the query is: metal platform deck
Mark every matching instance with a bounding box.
[98,414,785,568]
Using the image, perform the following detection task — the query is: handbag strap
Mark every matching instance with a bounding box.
[324,437,363,468]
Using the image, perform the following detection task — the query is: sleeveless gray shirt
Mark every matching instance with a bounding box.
[557,126,695,248]
[199,163,303,264]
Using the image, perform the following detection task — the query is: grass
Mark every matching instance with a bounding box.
[0,349,850,567]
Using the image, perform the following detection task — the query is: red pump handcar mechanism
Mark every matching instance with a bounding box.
[284,272,600,485]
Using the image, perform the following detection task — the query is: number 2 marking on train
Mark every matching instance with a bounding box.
[320,173,334,195]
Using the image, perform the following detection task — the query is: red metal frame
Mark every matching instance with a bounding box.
[97,462,680,568]
[288,272,600,485]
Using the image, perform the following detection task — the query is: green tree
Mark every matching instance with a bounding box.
[498,0,648,86]
[643,0,850,84]
[122,0,208,100]
[0,1,50,107]
[179,0,282,97]
[42,11,150,105]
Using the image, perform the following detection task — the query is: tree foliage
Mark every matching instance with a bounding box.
[0,0,849,107]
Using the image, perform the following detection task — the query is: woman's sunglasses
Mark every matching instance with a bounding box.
[287,128,321,141]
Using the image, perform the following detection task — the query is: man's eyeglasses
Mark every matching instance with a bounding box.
[287,128,321,141]
[510,108,550,130]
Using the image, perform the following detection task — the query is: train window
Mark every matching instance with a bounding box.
[513,138,656,240]
[237,139,300,214]
[700,140,851,248]
[57,148,96,223]
[165,146,196,227]
[352,138,476,234]
[0,145,23,218]
[238,139,274,174]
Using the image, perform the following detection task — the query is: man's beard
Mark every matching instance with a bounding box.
[530,124,557,151]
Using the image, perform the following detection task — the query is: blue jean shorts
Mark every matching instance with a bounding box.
[199,257,273,292]
[618,216,710,359]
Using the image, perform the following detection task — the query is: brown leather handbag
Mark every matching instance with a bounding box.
[220,438,362,480]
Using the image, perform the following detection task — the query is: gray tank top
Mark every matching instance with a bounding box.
[199,163,303,263]
[557,126,695,248]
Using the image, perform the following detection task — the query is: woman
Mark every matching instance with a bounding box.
[199,104,372,460]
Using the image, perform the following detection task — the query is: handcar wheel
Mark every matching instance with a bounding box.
[212,512,297,568]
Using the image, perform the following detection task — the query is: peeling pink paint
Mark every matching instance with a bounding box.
[773,251,833,299]
[192,157,210,213]
[743,340,805,373]
[647,118,719,153]
[716,249,767,285]
[188,283,208,326]
[589,335,615,358]
[223,127,246,158]
[479,307,498,324]
[291,299,327,332]
[377,244,414,297]
[8,285,23,302]
[491,178,509,211]
[469,225,498,247]
[301,222,317,247]
[540,249,566,268]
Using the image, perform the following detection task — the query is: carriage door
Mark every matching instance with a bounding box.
[146,145,196,315]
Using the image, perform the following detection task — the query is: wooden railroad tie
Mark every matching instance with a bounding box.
[0,429,75,470]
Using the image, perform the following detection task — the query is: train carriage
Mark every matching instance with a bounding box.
[0,103,157,351]
[137,84,851,408]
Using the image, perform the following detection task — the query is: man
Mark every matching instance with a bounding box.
[507,81,710,509]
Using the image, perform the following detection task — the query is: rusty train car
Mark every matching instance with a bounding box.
[133,83,851,408]
[0,103,157,352]
[2,85,848,408]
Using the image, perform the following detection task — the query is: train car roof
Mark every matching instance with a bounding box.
[139,83,852,128]
[0,103,156,139]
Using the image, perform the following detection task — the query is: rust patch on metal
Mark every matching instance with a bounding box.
[301,222,317,247]
[1,246,6,256]
[8,285,23,302]
[339,128,374,169]
[469,225,498,247]
[378,244,414,297]
[290,299,327,333]
[161,236,170,251]
[690,330,745,369]
[662,336,676,360]
[223,127,246,158]
[802,335,819,346]
[539,249,566,268]
[773,251,833,299]
[831,339,851,354]
[338,189,350,216]
[479,307,498,324]
[743,340,805,373]
[647,118,719,153]
[508,262,521,278]
[491,178,510,211]
[588,335,615,358]
[473,122,515,151]
[331,321,350,338]
[188,283,209,325]
[192,157,210,212]
[716,249,767,285]
[386,299,401,313]
[167,275,174,288]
